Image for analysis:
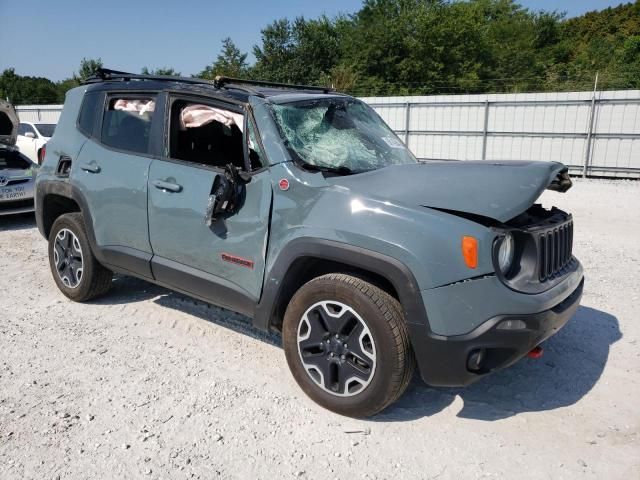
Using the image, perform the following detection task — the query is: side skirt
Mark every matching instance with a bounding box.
[150,256,257,318]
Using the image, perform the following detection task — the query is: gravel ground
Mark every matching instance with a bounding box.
[1,178,639,480]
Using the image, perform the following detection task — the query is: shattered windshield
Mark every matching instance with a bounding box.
[270,98,417,173]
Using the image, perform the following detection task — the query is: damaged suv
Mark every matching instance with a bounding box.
[35,70,583,417]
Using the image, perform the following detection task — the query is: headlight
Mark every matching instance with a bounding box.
[497,233,515,274]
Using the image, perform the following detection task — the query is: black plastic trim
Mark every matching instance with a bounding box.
[492,209,577,295]
[254,238,428,331]
[416,278,584,387]
[151,256,256,317]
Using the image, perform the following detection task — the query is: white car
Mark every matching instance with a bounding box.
[1,101,37,215]
[16,121,55,164]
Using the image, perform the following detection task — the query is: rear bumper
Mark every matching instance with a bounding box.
[412,275,583,387]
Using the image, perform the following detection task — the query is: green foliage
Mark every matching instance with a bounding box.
[250,16,344,85]
[198,38,249,79]
[77,57,103,81]
[0,68,60,104]
[141,67,181,76]
[3,1,639,104]
[248,0,640,95]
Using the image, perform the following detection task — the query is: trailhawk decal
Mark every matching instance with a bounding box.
[221,253,255,269]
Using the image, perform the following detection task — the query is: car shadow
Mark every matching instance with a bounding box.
[374,306,621,422]
[90,276,620,422]
[0,212,36,231]
[91,275,281,347]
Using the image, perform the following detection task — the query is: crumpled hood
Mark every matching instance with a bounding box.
[329,160,571,223]
[0,100,18,146]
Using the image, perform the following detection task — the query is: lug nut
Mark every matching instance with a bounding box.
[343,343,348,348]
[335,334,340,339]
[326,339,331,344]
[330,352,335,357]
[340,355,346,360]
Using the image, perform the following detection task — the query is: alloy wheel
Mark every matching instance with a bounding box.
[53,228,84,289]
[297,301,377,397]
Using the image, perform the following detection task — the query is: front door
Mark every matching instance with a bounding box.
[147,97,272,314]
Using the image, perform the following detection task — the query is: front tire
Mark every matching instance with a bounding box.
[283,274,414,417]
[48,213,113,302]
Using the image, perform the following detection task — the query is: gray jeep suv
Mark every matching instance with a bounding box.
[35,69,583,417]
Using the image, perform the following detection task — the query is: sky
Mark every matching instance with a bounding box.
[0,0,630,81]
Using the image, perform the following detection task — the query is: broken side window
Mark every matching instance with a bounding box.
[169,100,246,171]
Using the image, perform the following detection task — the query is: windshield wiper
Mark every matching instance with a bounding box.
[300,163,359,176]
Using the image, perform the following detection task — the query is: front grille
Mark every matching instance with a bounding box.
[538,220,573,281]
[7,178,30,186]
[0,198,34,210]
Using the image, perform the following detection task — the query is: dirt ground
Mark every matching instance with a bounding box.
[1,178,639,479]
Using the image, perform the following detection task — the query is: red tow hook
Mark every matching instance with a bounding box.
[527,345,544,359]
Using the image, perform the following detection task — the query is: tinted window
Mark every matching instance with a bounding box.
[77,92,101,136]
[101,97,155,154]
[18,123,35,136]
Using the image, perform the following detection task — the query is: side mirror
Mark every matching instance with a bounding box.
[25,132,36,139]
[204,164,251,226]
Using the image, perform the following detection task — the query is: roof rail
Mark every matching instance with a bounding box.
[214,76,334,94]
[82,68,216,87]
[81,69,335,97]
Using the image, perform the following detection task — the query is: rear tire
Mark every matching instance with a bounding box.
[48,213,112,302]
[283,273,414,417]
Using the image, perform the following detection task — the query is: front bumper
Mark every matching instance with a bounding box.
[411,274,584,387]
[1,178,35,215]
[0,197,35,215]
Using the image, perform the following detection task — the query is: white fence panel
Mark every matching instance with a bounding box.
[15,105,63,123]
[15,89,640,178]
[363,89,640,178]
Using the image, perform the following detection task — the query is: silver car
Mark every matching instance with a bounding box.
[1,100,36,215]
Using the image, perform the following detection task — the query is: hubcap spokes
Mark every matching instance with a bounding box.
[297,301,376,397]
[54,229,83,289]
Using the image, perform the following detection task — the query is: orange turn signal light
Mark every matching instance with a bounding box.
[462,236,478,269]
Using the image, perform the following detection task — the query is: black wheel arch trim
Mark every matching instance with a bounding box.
[254,238,430,331]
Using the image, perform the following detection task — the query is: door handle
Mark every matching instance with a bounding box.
[152,179,182,193]
[80,162,101,174]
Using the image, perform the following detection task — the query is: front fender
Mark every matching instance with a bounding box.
[253,237,429,332]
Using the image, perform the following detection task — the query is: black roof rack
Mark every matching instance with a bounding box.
[83,68,216,87]
[82,69,335,98]
[214,76,334,94]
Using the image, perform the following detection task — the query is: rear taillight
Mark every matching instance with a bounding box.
[38,144,46,165]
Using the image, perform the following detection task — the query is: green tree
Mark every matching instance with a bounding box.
[141,67,181,76]
[0,68,60,104]
[198,38,248,79]
[78,57,103,81]
[251,16,343,85]
[54,57,104,102]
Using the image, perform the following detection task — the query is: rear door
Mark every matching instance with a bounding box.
[147,95,272,313]
[71,92,159,277]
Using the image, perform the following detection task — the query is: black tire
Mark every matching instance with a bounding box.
[283,273,414,417]
[48,213,113,302]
